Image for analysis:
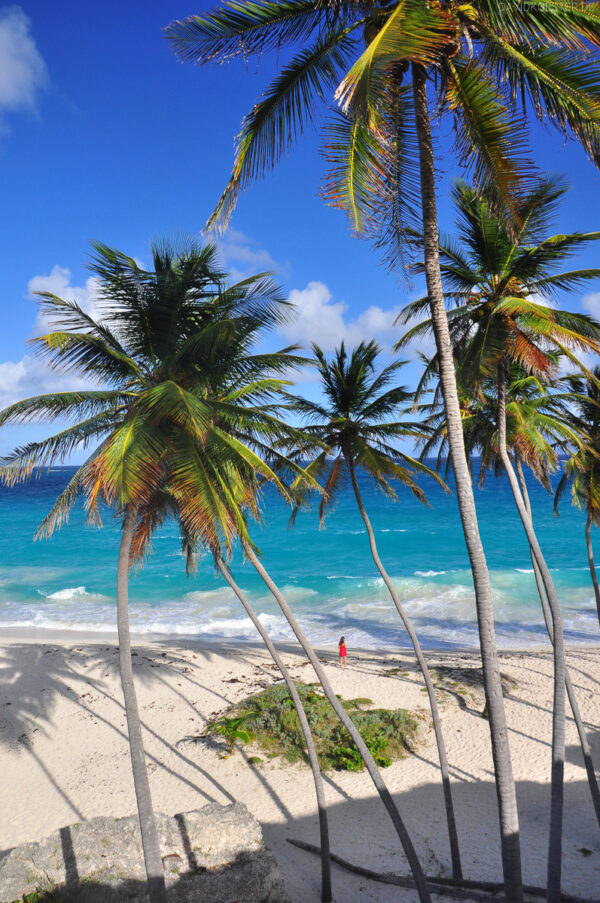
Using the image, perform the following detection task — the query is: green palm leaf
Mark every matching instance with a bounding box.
[166,0,325,64]
[335,0,448,120]
[207,24,363,232]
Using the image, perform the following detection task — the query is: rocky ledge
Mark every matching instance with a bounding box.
[0,802,289,902]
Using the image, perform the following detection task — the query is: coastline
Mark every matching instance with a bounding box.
[1,636,599,901]
[3,623,600,654]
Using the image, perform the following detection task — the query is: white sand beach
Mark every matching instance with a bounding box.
[1,636,599,902]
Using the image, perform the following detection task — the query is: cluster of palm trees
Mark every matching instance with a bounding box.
[3,2,600,902]
[2,196,600,902]
[162,4,600,902]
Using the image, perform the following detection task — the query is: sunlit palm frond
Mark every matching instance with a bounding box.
[335,0,448,120]
[206,23,363,232]
[443,58,532,209]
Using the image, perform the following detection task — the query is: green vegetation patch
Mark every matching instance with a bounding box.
[206,683,418,771]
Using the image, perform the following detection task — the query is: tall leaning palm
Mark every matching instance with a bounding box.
[0,239,307,903]
[169,438,434,901]
[290,340,463,878]
[399,178,600,899]
[555,368,600,628]
[422,368,600,832]
[166,7,600,897]
[131,473,335,903]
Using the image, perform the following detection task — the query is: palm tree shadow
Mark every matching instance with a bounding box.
[7,773,599,903]
[60,825,80,887]
[0,641,295,822]
[566,728,600,767]
[0,643,232,810]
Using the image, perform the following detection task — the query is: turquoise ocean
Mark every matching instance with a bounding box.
[0,466,598,650]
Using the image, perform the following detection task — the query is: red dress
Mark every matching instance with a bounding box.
[339,643,347,658]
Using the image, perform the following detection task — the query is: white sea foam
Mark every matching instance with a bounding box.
[2,562,598,650]
[184,588,237,605]
[44,586,107,601]
[414,569,447,577]
[278,584,318,601]
[515,568,534,574]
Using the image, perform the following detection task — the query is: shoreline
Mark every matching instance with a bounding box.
[1,637,599,901]
[1,623,599,654]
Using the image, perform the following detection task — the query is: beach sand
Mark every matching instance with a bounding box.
[1,635,599,902]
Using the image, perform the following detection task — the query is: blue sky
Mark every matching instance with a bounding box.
[2,1,600,460]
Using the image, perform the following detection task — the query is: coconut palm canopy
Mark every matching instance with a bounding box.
[287,340,443,523]
[397,177,600,394]
[0,238,316,562]
[555,367,600,524]
[420,364,583,486]
[166,1,600,262]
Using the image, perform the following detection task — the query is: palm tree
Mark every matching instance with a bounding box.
[422,368,600,833]
[129,464,336,903]
[288,339,463,879]
[399,178,600,899]
[165,8,600,896]
[0,238,309,903]
[170,443,433,900]
[555,368,600,628]
[213,550,332,902]
[240,536,432,902]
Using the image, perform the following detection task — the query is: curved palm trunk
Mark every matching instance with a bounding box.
[584,513,600,628]
[214,553,332,903]
[117,507,167,903]
[345,452,462,879]
[411,63,524,903]
[496,368,565,903]
[515,456,600,832]
[241,539,432,903]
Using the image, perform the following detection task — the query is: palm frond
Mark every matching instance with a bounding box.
[166,0,328,64]
[443,57,532,208]
[206,23,362,232]
[335,0,448,120]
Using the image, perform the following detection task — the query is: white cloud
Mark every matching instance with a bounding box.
[0,267,102,412]
[582,291,600,321]
[278,281,400,351]
[220,227,277,269]
[0,354,91,411]
[28,265,102,333]
[0,6,47,128]
[217,227,287,283]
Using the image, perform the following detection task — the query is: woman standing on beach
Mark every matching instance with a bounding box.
[338,636,347,669]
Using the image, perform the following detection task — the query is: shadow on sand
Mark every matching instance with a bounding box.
[1,641,600,902]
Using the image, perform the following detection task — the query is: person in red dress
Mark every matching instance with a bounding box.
[338,636,347,669]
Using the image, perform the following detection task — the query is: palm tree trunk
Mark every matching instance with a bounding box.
[411,62,523,903]
[241,538,432,903]
[496,366,565,903]
[584,512,600,627]
[214,553,332,903]
[117,506,167,903]
[345,452,462,879]
[514,456,600,832]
